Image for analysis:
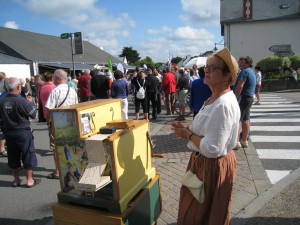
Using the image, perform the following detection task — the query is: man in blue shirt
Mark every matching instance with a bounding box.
[234,56,256,149]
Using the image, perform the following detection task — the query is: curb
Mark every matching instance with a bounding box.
[231,166,300,225]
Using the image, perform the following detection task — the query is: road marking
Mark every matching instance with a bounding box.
[252,104,299,108]
[251,108,300,112]
[251,135,300,142]
[266,170,291,184]
[257,149,300,159]
[251,118,300,122]
[251,126,300,131]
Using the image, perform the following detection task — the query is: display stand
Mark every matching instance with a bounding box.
[50,99,161,223]
[52,175,162,225]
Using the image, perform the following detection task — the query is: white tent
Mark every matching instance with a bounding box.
[183,57,207,69]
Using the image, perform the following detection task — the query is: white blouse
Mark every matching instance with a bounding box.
[187,91,240,158]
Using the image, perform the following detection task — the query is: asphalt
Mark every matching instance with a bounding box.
[0,91,299,225]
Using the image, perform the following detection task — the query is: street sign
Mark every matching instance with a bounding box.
[269,44,291,52]
[74,32,83,55]
[275,51,294,57]
[60,33,70,39]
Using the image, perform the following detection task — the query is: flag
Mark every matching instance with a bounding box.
[108,58,113,72]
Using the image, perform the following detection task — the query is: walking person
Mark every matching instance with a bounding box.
[0,77,40,187]
[189,66,212,118]
[132,70,150,120]
[78,69,91,102]
[45,69,78,179]
[111,70,129,120]
[171,48,240,225]
[254,66,262,105]
[175,67,190,121]
[162,67,177,115]
[145,68,160,120]
[234,56,256,149]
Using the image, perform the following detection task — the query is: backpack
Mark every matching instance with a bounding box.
[136,80,146,99]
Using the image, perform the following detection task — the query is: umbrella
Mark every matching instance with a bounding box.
[183,57,207,69]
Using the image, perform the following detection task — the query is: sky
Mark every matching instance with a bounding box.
[0,0,223,63]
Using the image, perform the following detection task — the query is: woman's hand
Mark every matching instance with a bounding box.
[171,122,190,139]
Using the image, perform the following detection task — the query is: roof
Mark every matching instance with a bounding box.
[0,52,31,64]
[0,27,122,65]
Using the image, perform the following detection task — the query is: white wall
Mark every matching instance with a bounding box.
[224,19,300,66]
[0,64,31,80]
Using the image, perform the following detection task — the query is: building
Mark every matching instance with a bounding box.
[220,0,300,65]
[0,27,122,78]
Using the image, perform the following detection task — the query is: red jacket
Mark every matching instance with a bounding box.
[162,72,177,94]
[78,75,91,97]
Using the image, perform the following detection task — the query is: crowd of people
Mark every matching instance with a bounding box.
[0,51,299,224]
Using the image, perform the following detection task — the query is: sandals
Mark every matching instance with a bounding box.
[46,172,59,179]
[0,150,7,157]
[26,178,41,188]
[12,179,22,188]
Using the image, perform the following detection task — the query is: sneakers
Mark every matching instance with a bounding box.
[241,140,249,148]
[254,101,261,105]
[233,142,242,150]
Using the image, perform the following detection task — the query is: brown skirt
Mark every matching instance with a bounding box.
[177,151,236,225]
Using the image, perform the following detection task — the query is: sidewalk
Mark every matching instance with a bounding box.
[148,112,299,225]
[0,93,299,225]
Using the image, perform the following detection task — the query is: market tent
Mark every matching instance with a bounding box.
[183,57,207,69]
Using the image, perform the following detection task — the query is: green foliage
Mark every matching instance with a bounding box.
[256,55,293,79]
[154,62,163,69]
[171,56,183,64]
[119,47,141,64]
[55,126,78,146]
[135,56,155,69]
[289,54,300,69]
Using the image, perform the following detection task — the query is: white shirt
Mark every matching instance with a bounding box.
[45,83,78,109]
[256,71,262,85]
[187,91,240,158]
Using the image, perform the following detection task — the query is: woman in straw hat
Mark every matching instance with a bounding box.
[171,48,240,225]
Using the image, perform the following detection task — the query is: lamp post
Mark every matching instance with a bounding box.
[213,40,225,52]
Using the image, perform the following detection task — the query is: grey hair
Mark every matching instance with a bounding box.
[6,77,20,91]
[54,69,67,81]
[19,78,25,86]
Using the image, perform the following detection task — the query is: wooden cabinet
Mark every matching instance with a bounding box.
[52,175,162,225]
[50,99,157,214]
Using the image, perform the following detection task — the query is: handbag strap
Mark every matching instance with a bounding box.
[56,86,70,108]
[192,152,205,182]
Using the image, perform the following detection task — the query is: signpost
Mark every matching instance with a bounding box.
[269,44,294,58]
[60,32,84,78]
[269,44,291,52]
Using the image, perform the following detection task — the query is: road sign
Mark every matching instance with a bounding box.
[275,51,294,57]
[60,33,70,39]
[269,44,291,52]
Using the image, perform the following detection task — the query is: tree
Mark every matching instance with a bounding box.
[119,47,141,64]
[135,56,155,69]
[171,56,183,65]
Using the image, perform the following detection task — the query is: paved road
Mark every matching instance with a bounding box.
[250,93,300,184]
[0,92,299,225]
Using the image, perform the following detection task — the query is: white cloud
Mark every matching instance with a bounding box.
[4,21,19,29]
[12,0,220,62]
[180,0,220,26]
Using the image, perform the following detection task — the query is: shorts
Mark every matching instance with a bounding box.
[5,129,37,169]
[255,84,261,94]
[239,96,253,121]
[178,90,189,107]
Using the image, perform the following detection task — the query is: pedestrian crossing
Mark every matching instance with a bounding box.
[250,93,300,184]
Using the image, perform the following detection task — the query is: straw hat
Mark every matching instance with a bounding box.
[214,48,238,86]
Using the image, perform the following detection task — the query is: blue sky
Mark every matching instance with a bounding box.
[0,0,222,62]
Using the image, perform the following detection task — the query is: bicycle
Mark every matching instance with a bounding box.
[174,92,193,116]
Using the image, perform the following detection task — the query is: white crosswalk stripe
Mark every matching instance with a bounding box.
[250,93,300,184]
